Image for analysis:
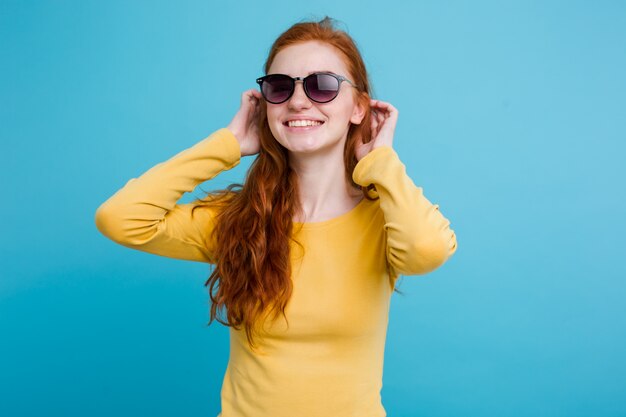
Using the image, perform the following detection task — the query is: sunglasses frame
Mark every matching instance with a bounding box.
[256,72,357,104]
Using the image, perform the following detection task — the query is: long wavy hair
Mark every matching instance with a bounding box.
[194,17,383,350]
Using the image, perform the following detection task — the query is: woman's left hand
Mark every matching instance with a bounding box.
[355,99,398,162]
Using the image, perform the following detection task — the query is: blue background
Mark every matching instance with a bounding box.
[1,1,625,416]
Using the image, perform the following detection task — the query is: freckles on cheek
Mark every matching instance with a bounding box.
[263,112,277,138]
[267,117,280,138]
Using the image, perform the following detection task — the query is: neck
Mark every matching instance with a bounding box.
[288,143,362,223]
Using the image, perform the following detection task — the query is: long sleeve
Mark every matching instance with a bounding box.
[352,145,458,276]
[94,128,241,263]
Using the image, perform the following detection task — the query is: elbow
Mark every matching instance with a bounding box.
[389,229,457,276]
[94,202,126,244]
[94,202,157,247]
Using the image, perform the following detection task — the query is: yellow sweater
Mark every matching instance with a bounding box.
[95,128,458,417]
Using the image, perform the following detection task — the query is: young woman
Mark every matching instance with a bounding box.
[95,16,457,417]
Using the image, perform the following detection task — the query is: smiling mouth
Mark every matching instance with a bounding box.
[283,120,325,127]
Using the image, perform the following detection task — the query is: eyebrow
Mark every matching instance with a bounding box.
[267,70,340,77]
[307,70,337,75]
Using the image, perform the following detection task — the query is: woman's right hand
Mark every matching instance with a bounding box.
[227,89,263,156]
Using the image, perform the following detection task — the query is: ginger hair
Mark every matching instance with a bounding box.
[194,16,383,350]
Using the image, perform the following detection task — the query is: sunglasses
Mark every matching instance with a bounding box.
[256,72,357,104]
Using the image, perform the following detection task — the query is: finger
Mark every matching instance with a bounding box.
[374,104,392,116]
[370,99,396,113]
[247,90,260,101]
[376,109,385,125]
[244,91,261,110]
[371,99,390,107]
[386,104,399,123]
[371,119,380,138]
[371,104,389,119]
[370,110,379,128]
[370,98,390,106]
[370,99,383,112]
[243,89,259,99]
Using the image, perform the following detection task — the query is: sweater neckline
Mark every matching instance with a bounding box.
[293,197,368,230]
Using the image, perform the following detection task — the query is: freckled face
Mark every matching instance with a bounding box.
[265,41,365,156]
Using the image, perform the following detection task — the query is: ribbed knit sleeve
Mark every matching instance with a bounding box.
[94,128,241,263]
[352,146,458,276]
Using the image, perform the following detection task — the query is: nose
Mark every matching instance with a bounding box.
[287,80,312,110]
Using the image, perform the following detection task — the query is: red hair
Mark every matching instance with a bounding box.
[194,17,382,350]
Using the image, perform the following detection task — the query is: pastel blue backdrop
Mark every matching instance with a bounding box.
[1,1,625,416]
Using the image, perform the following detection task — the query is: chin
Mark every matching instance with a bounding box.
[285,143,323,155]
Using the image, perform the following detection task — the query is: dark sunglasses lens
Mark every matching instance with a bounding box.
[262,75,293,103]
[306,74,340,102]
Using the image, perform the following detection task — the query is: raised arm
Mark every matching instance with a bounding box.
[352,146,458,276]
[352,99,457,276]
[94,128,241,263]
[95,89,262,263]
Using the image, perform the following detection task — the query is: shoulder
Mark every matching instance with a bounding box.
[353,195,384,226]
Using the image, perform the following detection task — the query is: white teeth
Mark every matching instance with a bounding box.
[287,120,323,127]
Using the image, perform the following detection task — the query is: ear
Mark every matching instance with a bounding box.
[350,96,367,125]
